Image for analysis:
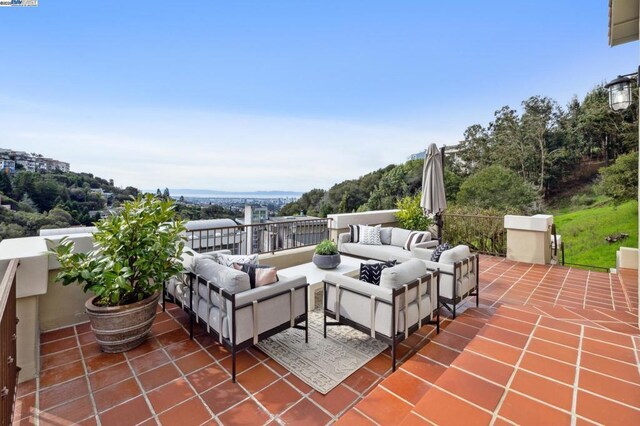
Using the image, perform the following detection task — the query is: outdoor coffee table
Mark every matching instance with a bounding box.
[280,255,362,310]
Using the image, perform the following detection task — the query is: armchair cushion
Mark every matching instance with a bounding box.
[379,258,427,290]
[439,245,471,264]
[193,257,251,295]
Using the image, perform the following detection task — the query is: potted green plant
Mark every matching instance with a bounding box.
[49,194,187,353]
[313,239,341,269]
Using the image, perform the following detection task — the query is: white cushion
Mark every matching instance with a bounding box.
[439,245,471,265]
[380,227,392,245]
[379,259,427,290]
[391,228,411,247]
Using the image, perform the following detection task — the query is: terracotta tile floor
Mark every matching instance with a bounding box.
[339,256,640,426]
[14,256,640,425]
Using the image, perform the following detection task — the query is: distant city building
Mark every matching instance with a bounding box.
[408,143,467,169]
[1,160,15,174]
[0,148,70,174]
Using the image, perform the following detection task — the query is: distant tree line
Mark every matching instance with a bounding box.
[280,84,638,217]
[0,170,140,241]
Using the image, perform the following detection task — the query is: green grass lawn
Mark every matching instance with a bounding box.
[554,200,638,270]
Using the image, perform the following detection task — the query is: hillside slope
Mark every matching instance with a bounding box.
[555,200,638,269]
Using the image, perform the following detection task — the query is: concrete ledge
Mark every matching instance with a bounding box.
[328,210,399,229]
[258,246,316,270]
[504,214,553,232]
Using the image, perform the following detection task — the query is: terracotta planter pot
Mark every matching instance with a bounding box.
[85,291,160,353]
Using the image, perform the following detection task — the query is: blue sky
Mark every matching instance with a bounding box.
[0,1,637,191]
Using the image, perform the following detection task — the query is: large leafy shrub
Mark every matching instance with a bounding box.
[457,165,537,213]
[598,151,638,202]
[396,194,434,231]
[50,194,187,306]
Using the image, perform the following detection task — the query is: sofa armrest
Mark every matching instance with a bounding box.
[412,247,435,261]
[416,258,455,274]
[324,272,393,302]
[233,274,307,307]
[414,240,438,250]
[338,232,351,247]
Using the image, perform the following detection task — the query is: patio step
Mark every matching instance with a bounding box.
[402,305,640,425]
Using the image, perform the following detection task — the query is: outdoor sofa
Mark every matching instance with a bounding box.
[164,249,308,381]
[323,258,440,370]
[338,226,438,262]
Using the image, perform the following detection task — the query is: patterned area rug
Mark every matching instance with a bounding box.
[256,311,387,394]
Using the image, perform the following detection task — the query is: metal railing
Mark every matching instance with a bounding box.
[185,218,331,255]
[442,214,506,256]
[0,259,19,426]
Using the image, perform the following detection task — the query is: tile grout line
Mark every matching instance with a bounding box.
[526,265,561,307]
[122,348,161,425]
[582,270,591,310]
[608,272,616,311]
[478,260,521,294]
[489,264,536,309]
[550,267,571,307]
[489,315,542,425]
[570,325,584,426]
[73,326,101,426]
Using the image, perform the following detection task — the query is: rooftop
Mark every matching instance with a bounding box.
[13,255,639,425]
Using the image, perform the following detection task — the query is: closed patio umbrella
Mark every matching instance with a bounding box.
[420,143,447,242]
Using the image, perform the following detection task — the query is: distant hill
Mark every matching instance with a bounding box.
[150,189,302,198]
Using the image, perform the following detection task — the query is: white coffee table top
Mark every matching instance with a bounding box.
[280,255,363,285]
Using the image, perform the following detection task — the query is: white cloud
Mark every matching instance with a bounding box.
[0,99,461,191]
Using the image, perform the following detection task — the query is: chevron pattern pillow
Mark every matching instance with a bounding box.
[359,260,397,285]
[358,225,382,245]
[430,243,452,262]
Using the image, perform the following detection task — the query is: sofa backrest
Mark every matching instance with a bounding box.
[390,228,411,248]
[439,245,471,265]
[192,255,251,295]
[379,258,427,290]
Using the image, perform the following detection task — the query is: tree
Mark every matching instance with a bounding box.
[520,96,561,193]
[163,188,170,200]
[598,151,638,202]
[0,171,12,196]
[457,165,537,212]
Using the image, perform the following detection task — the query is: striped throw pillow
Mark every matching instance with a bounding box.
[403,231,430,251]
[349,224,361,243]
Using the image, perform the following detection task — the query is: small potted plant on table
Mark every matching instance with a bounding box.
[313,239,341,269]
[50,194,187,353]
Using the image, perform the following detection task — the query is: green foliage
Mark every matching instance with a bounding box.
[554,200,638,269]
[459,86,638,198]
[442,206,509,255]
[395,194,434,231]
[315,239,338,255]
[0,171,12,195]
[457,165,537,213]
[50,195,188,306]
[597,151,638,202]
[443,169,464,203]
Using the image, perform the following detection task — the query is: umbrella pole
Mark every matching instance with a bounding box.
[436,213,443,244]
